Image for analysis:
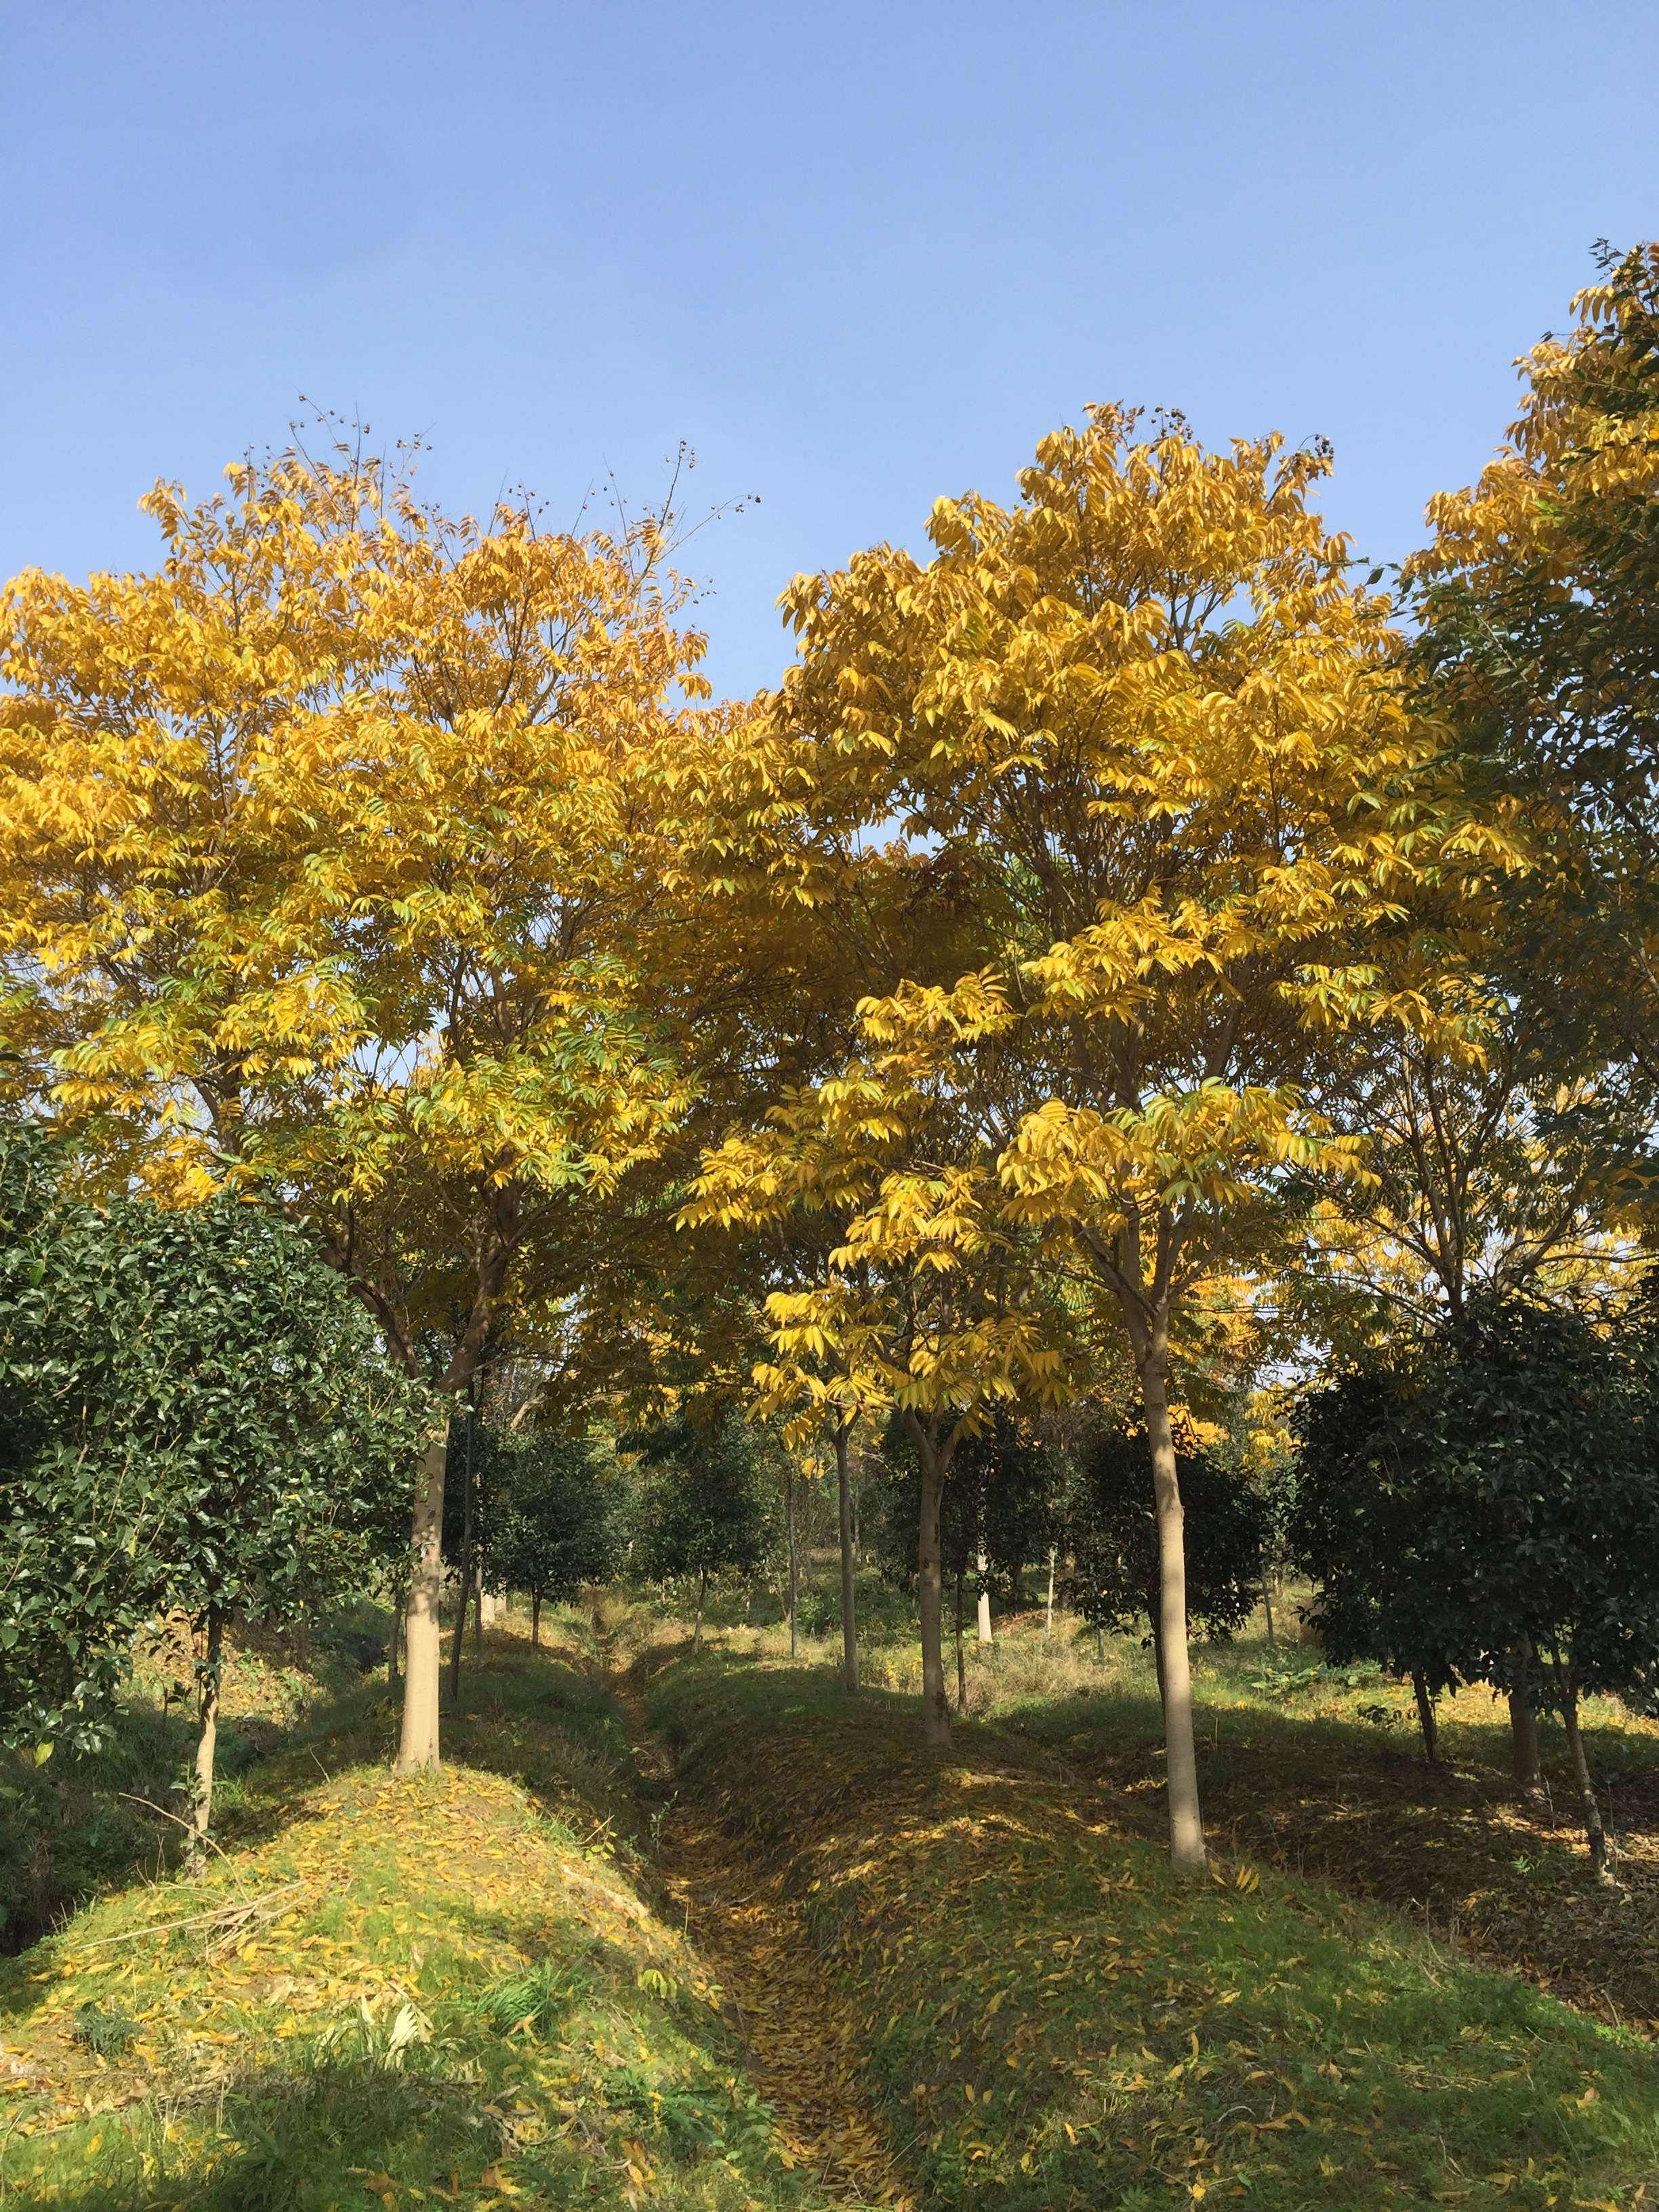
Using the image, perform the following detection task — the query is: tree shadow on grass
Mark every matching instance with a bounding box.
[2,2061,506,2211]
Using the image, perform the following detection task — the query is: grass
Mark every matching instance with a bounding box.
[0,1603,394,1956]
[979,1612,1659,2032]
[0,1624,824,2211]
[726,1569,1659,2030]
[646,1645,1659,2211]
[19,1581,1659,2208]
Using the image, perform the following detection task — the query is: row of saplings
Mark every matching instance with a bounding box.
[447,1290,1659,1890]
[7,1123,1658,1883]
[872,1292,1659,1888]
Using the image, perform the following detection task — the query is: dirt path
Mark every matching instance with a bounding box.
[605,1646,912,2210]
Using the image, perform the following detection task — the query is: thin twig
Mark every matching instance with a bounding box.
[66,1879,310,1954]
[115,1793,242,1881]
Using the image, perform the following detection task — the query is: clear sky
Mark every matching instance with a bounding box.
[5,1,1657,699]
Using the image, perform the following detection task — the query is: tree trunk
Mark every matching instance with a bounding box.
[1262,1578,1276,1650]
[1142,1355,1206,1874]
[1509,1660,1542,1796]
[955,1565,967,1712]
[188,1607,224,1877]
[397,1422,451,1773]
[1412,1671,1439,1764]
[1045,1548,1056,1639]
[915,1438,951,1746]
[975,1547,993,1645]
[785,1465,799,1660]
[694,1566,706,1656]
[531,1591,541,1649]
[447,1414,476,1711]
[835,1422,858,1694]
[1555,1656,1610,1881]
[1096,1624,1106,1663]
[447,1559,472,1707]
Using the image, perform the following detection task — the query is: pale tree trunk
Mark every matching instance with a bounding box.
[1554,1655,1611,1882]
[447,1412,476,1711]
[834,1420,858,1694]
[954,1565,967,1712]
[694,1567,707,1655]
[976,1547,993,1645]
[1044,1549,1056,1639]
[1141,1353,1206,1874]
[1412,1671,1439,1765]
[398,1424,451,1773]
[785,1465,799,1659]
[188,1607,225,1876]
[914,1435,951,1746]
[1261,1578,1276,1649]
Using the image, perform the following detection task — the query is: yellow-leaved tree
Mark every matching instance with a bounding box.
[0,434,710,1769]
[686,979,1071,1744]
[761,407,1508,1866]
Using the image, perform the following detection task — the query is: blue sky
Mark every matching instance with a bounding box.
[5,1,1656,699]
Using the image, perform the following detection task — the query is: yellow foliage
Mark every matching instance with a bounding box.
[0,437,710,1372]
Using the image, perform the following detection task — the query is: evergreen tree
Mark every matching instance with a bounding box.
[0,1126,428,1857]
[1293,1296,1659,1875]
[628,1412,778,1650]
[1068,1423,1267,1692]
[490,1429,619,1645]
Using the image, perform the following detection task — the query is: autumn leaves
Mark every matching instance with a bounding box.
[683,408,1509,1862]
[5,247,1654,1875]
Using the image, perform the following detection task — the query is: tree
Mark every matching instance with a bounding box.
[133,1204,429,1863]
[762,405,1499,1864]
[0,1134,427,1859]
[1406,242,1659,1090]
[0,1127,164,1753]
[628,1412,778,1650]
[1293,1296,1659,1875]
[1290,1352,1463,1764]
[685,1042,1070,1743]
[0,432,711,1773]
[1068,1421,1267,1697]
[874,1408,1065,1706]
[489,1427,618,1645]
[1298,987,1652,1343]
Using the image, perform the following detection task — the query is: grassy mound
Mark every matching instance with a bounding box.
[648,1651,1659,2212]
[0,1604,393,1954]
[720,1572,1659,2029]
[0,1642,819,2210]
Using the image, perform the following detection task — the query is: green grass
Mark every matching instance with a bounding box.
[0,1604,397,1955]
[647,1647,1659,2211]
[0,1631,824,2211]
[718,1569,1659,2028]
